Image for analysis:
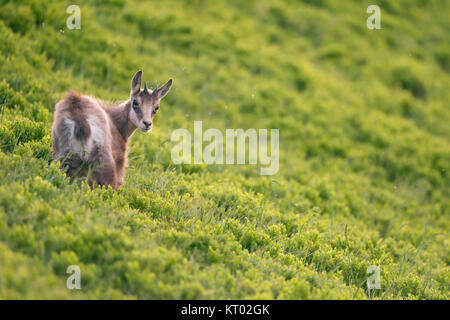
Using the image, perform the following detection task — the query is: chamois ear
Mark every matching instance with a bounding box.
[130,70,143,95]
[155,78,173,99]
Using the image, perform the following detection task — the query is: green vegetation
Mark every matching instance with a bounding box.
[0,0,448,299]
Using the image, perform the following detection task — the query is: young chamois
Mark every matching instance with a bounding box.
[51,70,173,189]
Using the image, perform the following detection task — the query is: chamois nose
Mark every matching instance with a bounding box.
[143,120,152,128]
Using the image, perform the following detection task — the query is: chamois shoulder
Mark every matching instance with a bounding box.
[94,98,118,110]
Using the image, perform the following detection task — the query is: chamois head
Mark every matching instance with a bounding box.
[129,70,173,132]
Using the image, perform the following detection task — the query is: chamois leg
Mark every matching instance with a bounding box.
[88,147,118,189]
[57,153,88,184]
[66,159,88,185]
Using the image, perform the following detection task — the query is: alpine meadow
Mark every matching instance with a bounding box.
[0,0,449,300]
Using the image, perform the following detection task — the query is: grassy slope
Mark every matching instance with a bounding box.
[0,0,448,299]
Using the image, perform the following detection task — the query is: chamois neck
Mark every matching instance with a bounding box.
[109,100,137,140]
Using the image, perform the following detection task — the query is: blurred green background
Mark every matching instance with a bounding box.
[0,0,448,299]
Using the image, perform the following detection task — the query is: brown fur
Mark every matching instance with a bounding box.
[66,91,91,144]
[51,70,173,190]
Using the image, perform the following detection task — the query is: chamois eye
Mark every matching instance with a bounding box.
[132,99,139,108]
[153,105,159,114]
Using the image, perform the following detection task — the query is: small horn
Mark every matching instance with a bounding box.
[144,81,148,93]
[153,84,158,96]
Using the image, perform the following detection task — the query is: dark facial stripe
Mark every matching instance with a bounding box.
[134,105,143,120]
